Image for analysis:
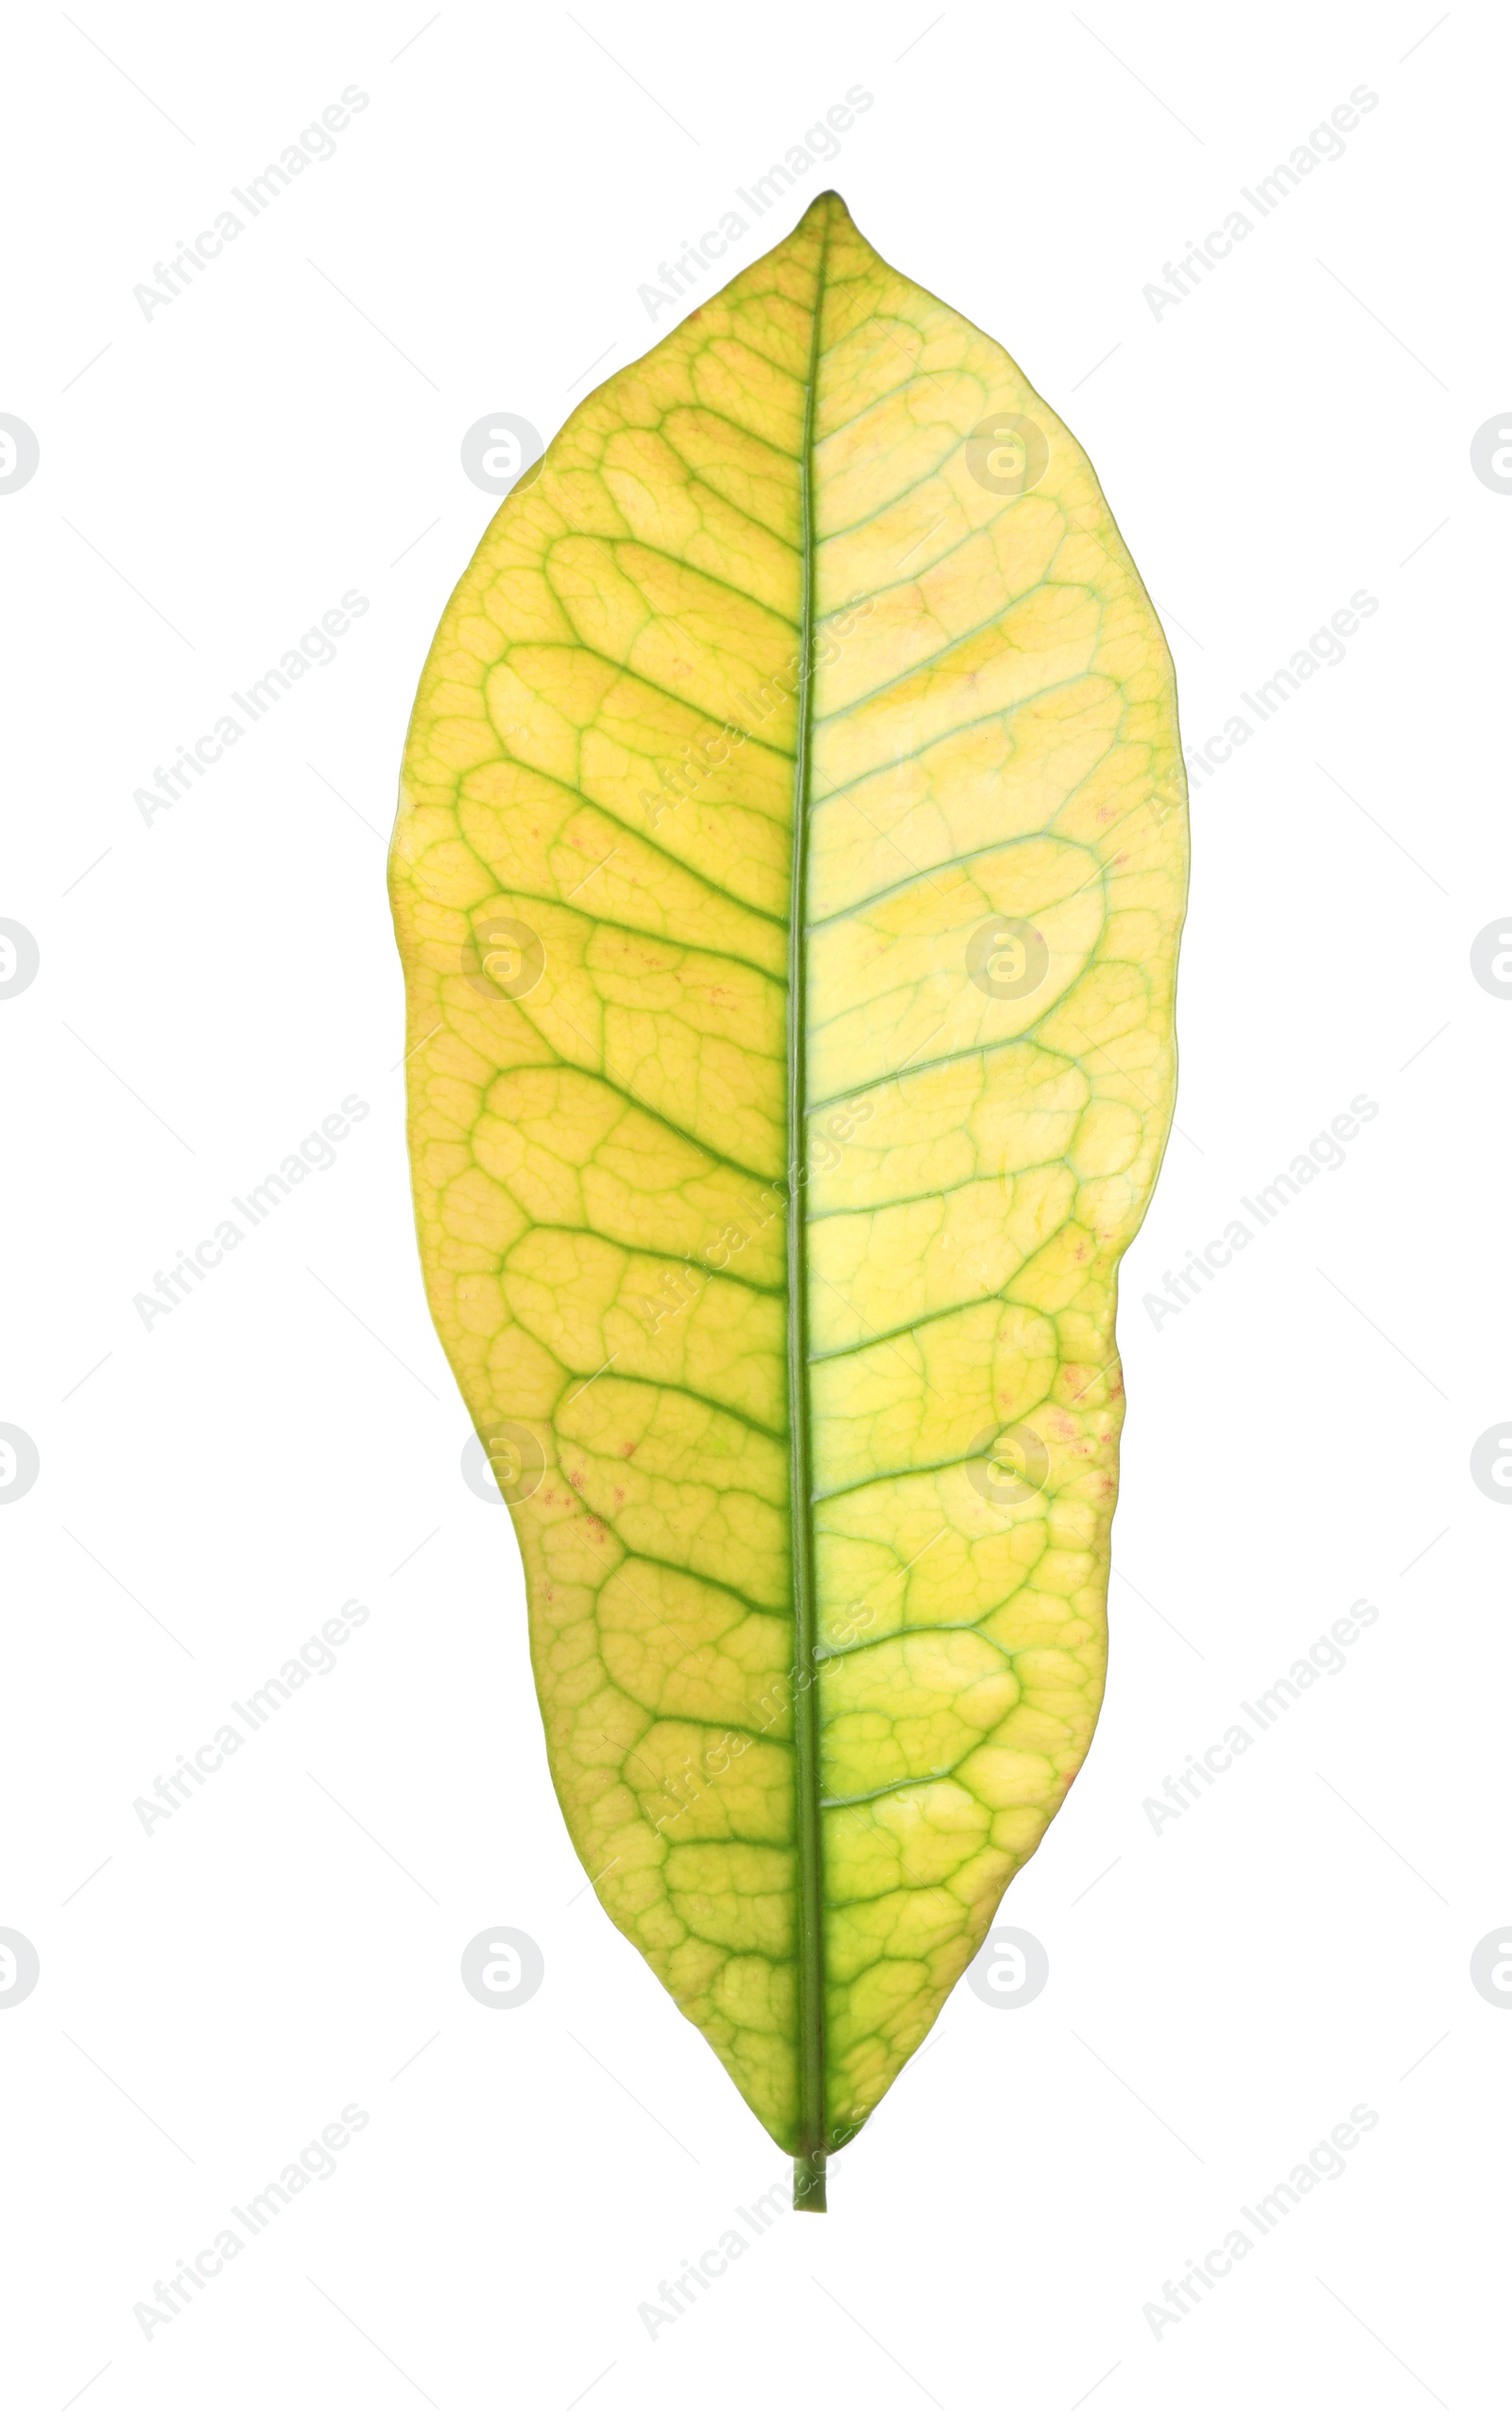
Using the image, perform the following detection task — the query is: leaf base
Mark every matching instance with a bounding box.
[793,2150,828,2213]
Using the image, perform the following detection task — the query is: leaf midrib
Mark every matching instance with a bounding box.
[786,205,831,2211]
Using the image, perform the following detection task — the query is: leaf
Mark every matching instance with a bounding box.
[389,192,1188,2208]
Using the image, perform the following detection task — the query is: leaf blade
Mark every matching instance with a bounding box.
[391,192,1187,2199]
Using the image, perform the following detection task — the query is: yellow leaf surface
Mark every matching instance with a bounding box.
[390,192,1188,2207]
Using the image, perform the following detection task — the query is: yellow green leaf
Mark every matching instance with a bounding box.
[390,191,1188,2209]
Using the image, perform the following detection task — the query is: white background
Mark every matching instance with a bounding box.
[3,3,1505,2416]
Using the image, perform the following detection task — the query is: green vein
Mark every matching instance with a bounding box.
[820,1763,966,1809]
[491,638,801,761]
[554,527,805,617]
[472,879,785,982]
[803,827,1097,934]
[805,1145,1078,1224]
[817,1613,1013,1663]
[806,671,1105,808]
[806,1029,1073,1115]
[460,786,795,919]
[552,1368,790,1449]
[598,1542,794,1622]
[472,1050,782,1195]
[815,574,1081,727]
[806,1269,1058,1366]
[788,207,830,2217]
[499,1221,786,1301]
[566,1494,793,1610]
[809,1423,1057,1505]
